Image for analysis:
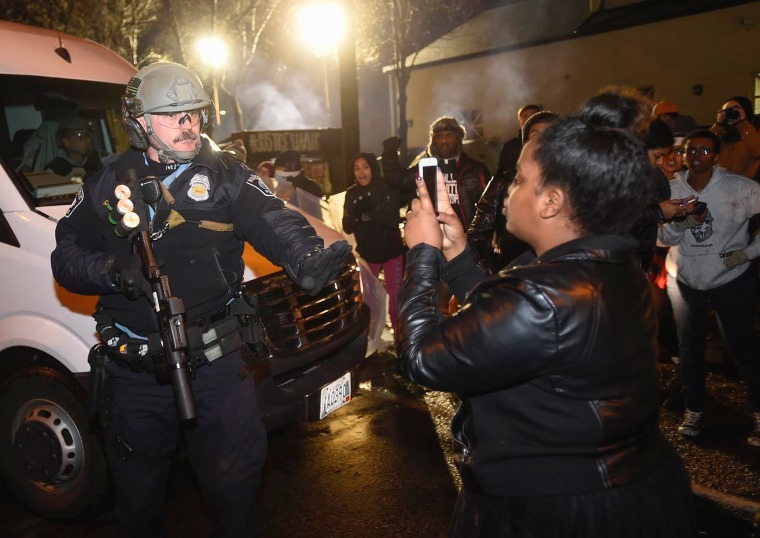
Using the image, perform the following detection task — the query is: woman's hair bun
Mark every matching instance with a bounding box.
[579,88,651,139]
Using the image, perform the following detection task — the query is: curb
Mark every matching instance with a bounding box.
[693,483,760,515]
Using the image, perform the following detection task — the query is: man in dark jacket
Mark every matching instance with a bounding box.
[51,62,350,538]
[381,116,490,228]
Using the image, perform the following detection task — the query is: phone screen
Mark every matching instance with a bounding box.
[422,165,438,212]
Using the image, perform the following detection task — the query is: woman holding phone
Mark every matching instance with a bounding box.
[396,106,695,536]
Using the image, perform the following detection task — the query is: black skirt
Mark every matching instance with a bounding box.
[448,446,696,538]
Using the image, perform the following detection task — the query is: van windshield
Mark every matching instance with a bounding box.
[0,74,130,207]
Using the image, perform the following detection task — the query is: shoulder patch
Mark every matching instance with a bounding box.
[245,174,274,196]
[187,174,211,202]
[64,188,85,218]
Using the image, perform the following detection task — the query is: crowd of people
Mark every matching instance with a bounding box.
[389,89,760,536]
[50,55,760,536]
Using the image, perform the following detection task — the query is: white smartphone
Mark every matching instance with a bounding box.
[417,157,439,212]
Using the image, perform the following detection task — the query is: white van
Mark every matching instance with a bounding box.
[0,21,369,520]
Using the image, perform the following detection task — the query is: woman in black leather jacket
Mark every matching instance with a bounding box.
[397,110,695,537]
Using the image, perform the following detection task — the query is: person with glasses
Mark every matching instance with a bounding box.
[45,116,106,182]
[661,137,686,180]
[658,129,760,446]
[51,62,351,537]
[710,96,760,181]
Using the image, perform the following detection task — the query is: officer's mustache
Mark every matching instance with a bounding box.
[173,130,198,143]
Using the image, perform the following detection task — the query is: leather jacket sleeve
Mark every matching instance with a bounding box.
[397,244,557,395]
[467,175,507,270]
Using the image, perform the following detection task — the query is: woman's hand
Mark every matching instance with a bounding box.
[659,199,689,220]
[430,171,467,260]
[404,174,443,250]
[404,171,467,261]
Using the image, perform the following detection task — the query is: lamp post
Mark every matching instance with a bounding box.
[337,0,360,190]
[297,2,345,112]
[297,0,359,191]
[196,36,228,127]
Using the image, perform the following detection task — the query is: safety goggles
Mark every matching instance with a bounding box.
[152,110,202,129]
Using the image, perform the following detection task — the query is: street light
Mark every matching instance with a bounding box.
[296,1,359,192]
[297,2,346,111]
[196,36,228,126]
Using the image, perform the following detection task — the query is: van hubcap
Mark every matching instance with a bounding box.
[12,400,84,489]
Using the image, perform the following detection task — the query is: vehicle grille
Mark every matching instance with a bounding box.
[242,257,363,357]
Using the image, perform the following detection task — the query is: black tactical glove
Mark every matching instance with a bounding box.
[382,136,401,153]
[105,254,152,300]
[296,241,353,296]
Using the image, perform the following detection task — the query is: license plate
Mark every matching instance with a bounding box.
[319,372,351,419]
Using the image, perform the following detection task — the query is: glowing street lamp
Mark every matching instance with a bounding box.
[297,2,347,110]
[196,36,228,126]
[296,0,359,191]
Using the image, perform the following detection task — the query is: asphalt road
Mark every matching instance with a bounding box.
[0,347,457,538]
[0,343,756,537]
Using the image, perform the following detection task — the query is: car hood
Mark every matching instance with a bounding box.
[37,205,71,222]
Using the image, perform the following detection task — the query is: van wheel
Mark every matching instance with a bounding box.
[0,366,109,520]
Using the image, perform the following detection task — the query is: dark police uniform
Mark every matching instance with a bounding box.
[52,141,325,537]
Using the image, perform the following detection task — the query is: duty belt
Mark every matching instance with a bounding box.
[93,298,266,374]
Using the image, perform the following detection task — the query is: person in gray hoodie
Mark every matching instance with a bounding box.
[658,128,760,446]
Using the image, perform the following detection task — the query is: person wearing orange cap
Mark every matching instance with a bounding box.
[653,100,696,137]
[653,100,679,119]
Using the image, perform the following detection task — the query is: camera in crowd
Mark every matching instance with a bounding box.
[725,108,741,121]
[718,107,742,125]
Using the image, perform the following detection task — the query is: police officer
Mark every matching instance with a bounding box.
[51,62,351,537]
[45,116,104,181]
